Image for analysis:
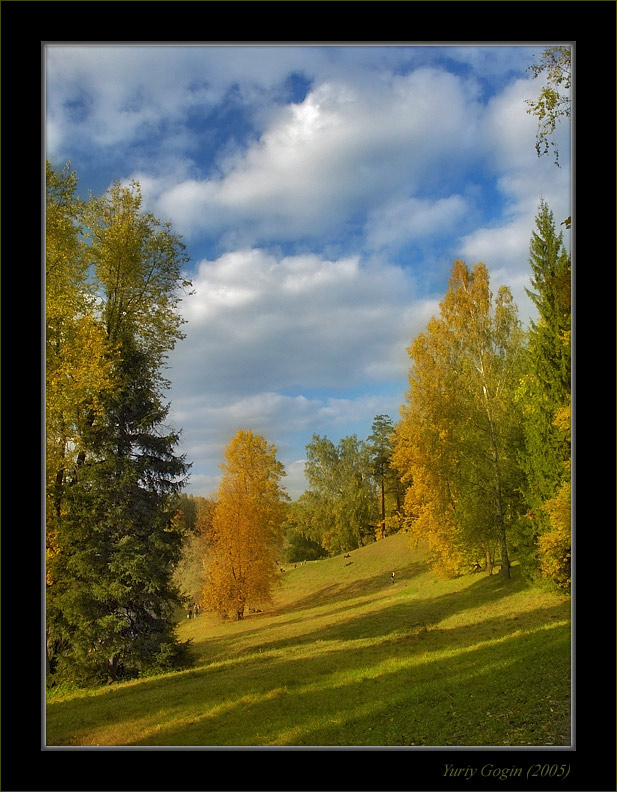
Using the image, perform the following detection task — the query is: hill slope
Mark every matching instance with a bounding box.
[46,532,571,747]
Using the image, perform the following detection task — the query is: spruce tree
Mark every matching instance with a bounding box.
[517,200,571,583]
[47,177,193,685]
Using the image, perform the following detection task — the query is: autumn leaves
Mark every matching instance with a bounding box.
[203,430,289,621]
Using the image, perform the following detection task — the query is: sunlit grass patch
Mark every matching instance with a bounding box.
[46,532,570,747]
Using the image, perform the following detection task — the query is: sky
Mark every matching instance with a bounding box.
[45,43,572,500]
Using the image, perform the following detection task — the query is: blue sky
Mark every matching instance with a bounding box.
[45,44,571,499]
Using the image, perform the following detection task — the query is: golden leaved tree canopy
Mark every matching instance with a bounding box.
[392,261,526,579]
[203,430,289,621]
[46,163,114,582]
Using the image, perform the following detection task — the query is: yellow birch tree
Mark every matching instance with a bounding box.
[393,261,525,578]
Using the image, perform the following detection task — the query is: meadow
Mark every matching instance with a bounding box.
[46,532,571,747]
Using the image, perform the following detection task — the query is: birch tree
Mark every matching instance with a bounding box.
[393,261,525,578]
[526,46,571,168]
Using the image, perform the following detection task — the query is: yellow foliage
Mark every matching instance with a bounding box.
[553,404,571,435]
[203,431,288,620]
[536,402,570,590]
[46,162,117,583]
[393,260,524,579]
[538,475,571,591]
[46,529,59,587]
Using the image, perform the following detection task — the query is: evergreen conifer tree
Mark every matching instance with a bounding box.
[516,200,571,584]
[47,175,193,685]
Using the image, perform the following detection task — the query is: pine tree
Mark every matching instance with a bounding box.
[367,415,404,537]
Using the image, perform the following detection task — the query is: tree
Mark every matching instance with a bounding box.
[281,490,331,561]
[203,431,288,621]
[45,162,113,585]
[304,434,379,553]
[393,261,525,579]
[367,414,404,537]
[46,174,193,685]
[525,46,571,168]
[516,201,571,587]
[173,497,216,608]
[537,406,571,591]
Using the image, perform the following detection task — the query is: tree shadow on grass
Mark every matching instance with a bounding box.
[181,557,429,660]
[185,564,537,664]
[116,608,570,747]
[232,569,564,658]
[46,566,570,748]
[275,557,430,616]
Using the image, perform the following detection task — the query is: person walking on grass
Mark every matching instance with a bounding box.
[390,571,395,584]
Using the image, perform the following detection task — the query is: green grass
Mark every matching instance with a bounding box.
[46,532,571,747]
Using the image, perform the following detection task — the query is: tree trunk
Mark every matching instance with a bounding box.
[499,530,511,579]
[107,654,120,684]
[483,391,511,580]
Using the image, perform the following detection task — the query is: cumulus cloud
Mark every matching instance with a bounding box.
[165,246,438,496]
[456,76,571,322]
[365,194,470,253]
[129,68,485,245]
[169,388,411,499]
[169,248,430,399]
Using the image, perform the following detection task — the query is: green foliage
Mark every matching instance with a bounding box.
[281,490,331,554]
[366,415,405,536]
[46,164,193,687]
[174,493,212,534]
[304,434,379,553]
[516,202,571,588]
[283,525,328,563]
[525,47,571,166]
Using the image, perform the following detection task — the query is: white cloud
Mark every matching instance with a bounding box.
[365,194,470,252]
[169,248,428,401]
[166,247,438,497]
[455,76,571,323]
[131,68,484,245]
[169,388,410,499]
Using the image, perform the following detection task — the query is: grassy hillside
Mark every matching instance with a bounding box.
[46,532,571,746]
